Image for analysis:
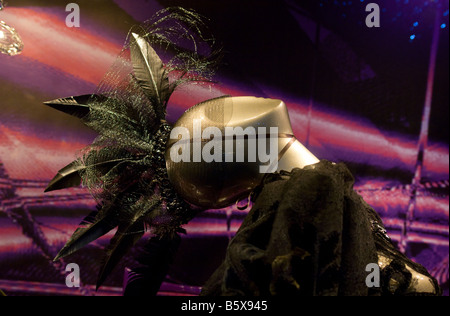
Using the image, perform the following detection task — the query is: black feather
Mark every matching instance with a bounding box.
[43,94,108,119]
[45,157,132,192]
[53,205,118,261]
[96,222,145,290]
[45,160,84,192]
[130,32,169,118]
[96,195,161,288]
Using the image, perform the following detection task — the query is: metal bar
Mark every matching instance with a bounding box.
[400,4,443,253]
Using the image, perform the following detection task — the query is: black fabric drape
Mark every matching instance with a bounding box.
[200,160,440,296]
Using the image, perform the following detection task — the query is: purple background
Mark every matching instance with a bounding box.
[0,0,448,296]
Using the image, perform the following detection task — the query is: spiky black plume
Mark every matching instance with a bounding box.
[44,7,223,288]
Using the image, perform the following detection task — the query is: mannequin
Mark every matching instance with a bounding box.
[43,7,440,296]
[165,96,319,209]
[164,95,441,296]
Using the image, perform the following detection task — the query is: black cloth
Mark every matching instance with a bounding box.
[200,160,440,296]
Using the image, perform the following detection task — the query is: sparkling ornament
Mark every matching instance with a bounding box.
[0,20,23,56]
[0,1,24,56]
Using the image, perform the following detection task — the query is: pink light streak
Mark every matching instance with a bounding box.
[2,8,122,85]
[0,125,88,180]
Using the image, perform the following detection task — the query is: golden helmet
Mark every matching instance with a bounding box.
[165,96,319,209]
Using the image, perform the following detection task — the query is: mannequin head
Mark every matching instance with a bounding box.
[165,96,319,209]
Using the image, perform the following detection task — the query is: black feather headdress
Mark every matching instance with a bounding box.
[44,7,223,289]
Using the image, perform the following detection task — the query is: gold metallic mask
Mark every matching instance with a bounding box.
[165,96,319,209]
